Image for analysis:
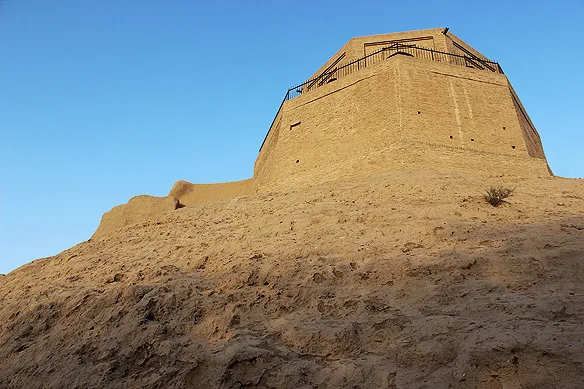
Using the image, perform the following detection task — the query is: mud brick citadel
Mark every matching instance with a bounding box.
[94,28,552,235]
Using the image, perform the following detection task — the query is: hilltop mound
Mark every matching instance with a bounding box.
[1,170,583,388]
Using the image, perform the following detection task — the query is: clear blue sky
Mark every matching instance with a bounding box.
[1,0,583,274]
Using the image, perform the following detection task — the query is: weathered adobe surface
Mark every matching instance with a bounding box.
[93,180,255,238]
[169,179,254,207]
[92,195,180,238]
[1,170,583,388]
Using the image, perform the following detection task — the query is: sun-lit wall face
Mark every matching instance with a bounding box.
[253,30,551,192]
[398,56,529,156]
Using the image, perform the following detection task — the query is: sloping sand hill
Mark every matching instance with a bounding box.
[1,169,583,388]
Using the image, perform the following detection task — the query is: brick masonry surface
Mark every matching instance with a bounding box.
[182,29,551,200]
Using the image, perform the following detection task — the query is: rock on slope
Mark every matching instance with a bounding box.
[1,170,583,389]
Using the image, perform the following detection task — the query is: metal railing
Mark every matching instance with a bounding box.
[287,43,502,99]
[259,43,503,151]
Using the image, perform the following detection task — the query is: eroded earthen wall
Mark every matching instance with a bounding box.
[93,180,254,237]
[169,179,254,206]
[92,195,180,238]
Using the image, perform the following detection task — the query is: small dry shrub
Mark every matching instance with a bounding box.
[484,186,514,206]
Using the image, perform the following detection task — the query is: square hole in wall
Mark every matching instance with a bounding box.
[449,136,453,139]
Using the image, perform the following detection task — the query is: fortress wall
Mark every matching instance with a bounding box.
[255,137,550,194]
[507,82,548,160]
[168,179,254,205]
[400,140,552,177]
[253,53,552,193]
[254,59,403,192]
[397,56,531,157]
[93,178,254,237]
[254,108,283,183]
[255,142,406,192]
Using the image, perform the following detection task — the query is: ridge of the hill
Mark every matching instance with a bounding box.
[1,170,583,388]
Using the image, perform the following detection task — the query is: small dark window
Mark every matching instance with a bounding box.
[296,159,300,163]
[417,111,421,114]
[471,138,474,141]
[503,126,506,130]
[449,136,453,139]
[511,145,516,149]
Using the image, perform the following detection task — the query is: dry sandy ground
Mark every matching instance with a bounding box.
[0,169,583,388]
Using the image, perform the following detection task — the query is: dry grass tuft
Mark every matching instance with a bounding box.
[484,186,514,207]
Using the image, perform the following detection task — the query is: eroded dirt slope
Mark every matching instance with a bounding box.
[1,170,583,388]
